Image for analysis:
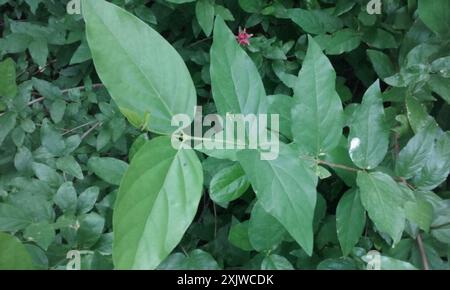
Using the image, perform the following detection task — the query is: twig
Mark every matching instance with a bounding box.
[187,37,212,48]
[416,234,430,270]
[213,202,217,239]
[81,122,102,140]
[62,121,96,136]
[300,156,361,173]
[27,83,104,106]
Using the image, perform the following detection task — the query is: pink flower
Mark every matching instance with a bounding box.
[236,27,253,46]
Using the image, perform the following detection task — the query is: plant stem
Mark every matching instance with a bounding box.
[81,122,102,140]
[416,233,430,270]
[27,83,104,106]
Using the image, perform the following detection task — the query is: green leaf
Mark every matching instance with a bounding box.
[238,144,317,255]
[418,0,450,37]
[324,138,357,187]
[267,94,293,139]
[77,213,105,248]
[23,222,55,250]
[82,0,197,134]
[228,221,253,251]
[210,17,268,115]
[248,202,286,251]
[0,203,32,232]
[336,189,366,256]
[0,112,17,146]
[0,232,34,270]
[362,28,397,49]
[113,137,203,269]
[77,187,99,215]
[261,254,294,270]
[196,0,215,36]
[87,157,128,186]
[367,50,396,79]
[292,36,344,156]
[405,199,433,232]
[348,81,389,169]
[395,125,437,179]
[28,37,48,67]
[357,172,405,244]
[406,95,438,134]
[0,58,17,98]
[316,29,361,55]
[317,257,357,270]
[179,249,220,270]
[288,9,343,35]
[49,99,66,124]
[209,163,250,204]
[56,155,84,180]
[413,132,450,190]
[54,182,78,214]
[70,41,92,64]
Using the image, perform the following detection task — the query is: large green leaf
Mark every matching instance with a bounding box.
[357,172,405,244]
[292,36,344,156]
[413,132,450,190]
[348,81,389,169]
[238,144,317,255]
[336,189,366,256]
[418,0,450,37]
[82,0,196,134]
[0,232,34,270]
[113,137,203,269]
[395,124,437,179]
[210,17,268,115]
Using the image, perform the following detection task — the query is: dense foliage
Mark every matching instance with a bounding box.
[0,0,449,270]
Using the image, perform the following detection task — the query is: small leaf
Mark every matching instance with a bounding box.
[367,49,396,79]
[87,157,128,186]
[248,202,286,251]
[336,189,366,256]
[0,58,17,98]
[196,0,215,36]
[56,155,84,180]
[209,163,250,204]
[261,254,294,270]
[77,187,99,215]
[228,221,253,251]
[54,182,78,214]
[357,172,405,244]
